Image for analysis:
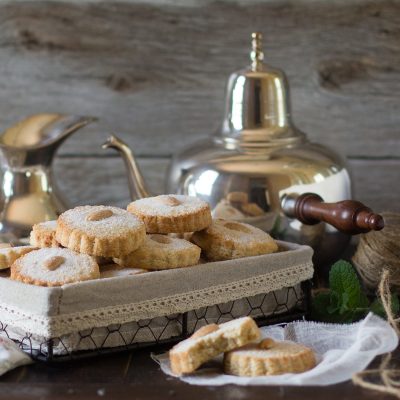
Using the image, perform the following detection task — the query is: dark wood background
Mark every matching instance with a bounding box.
[0,0,399,211]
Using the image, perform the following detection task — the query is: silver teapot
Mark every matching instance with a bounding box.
[104,33,383,271]
[0,113,96,239]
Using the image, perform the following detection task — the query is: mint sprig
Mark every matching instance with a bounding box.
[311,260,399,323]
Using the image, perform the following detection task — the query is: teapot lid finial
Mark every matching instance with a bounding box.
[250,32,264,71]
[220,32,305,144]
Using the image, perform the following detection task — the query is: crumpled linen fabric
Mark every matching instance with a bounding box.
[153,313,399,386]
[0,336,32,377]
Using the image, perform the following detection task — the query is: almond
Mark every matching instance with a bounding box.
[259,338,275,350]
[190,323,219,339]
[241,202,264,217]
[227,191,249,204]
[161,196,181,207]
[86,209,113,221]
[224,221,252,233]
[43,256,65,271]
[150,234,171,244]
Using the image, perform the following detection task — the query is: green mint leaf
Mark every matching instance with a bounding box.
[370,295,400,319]
[359,292,370,308]
[311,291,368,323]
[339,292,350,314]
[311,292,332,317]
[326,291,340,314]
[329,260,366,309]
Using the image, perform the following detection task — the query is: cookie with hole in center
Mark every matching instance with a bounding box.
[127,195,212,234]
[223,338,316,376]
[191,219,278,261]
[114,234,201,270]
[56,205,146,258]
[10,247,100,287]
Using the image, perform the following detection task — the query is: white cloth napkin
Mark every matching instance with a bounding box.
[0,336,32,376]
[152,313,399,386]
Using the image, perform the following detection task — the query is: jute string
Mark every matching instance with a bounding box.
[353,212,400,292]
[351,212,400,397]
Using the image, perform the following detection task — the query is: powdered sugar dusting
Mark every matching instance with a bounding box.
[204,219,275,244]
[33,220,57,233]
[100,268,148,278]
[14,247,99,284]
[129,195,209,217]
[232,340,309,357]
[58,206,144,238]
[147,234,196,251]
[0,245,36,257]
[174,317,255,351]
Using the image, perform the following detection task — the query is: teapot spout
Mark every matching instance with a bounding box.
[102,135,151,200]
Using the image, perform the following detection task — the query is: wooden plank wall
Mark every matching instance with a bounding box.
[0,0,399,211]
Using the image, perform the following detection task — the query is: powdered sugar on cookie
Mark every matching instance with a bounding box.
[30,220,59,248]
[114,234,201,270]
[191,219,278,261]
[58,206,143,238]
[10,247,100,286]
[0,246,37,270]
[169,317,261,375]
[129,195,209,217]
[127,195,212,233]
[223,339,316,376]
[56,205,146,257]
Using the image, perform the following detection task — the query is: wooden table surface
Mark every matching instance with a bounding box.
[0,343,398,400]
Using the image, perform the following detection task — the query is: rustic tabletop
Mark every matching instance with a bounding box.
[0,343,398,400]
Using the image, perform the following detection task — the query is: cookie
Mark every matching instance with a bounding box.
[191,219,278,261]
[0,246,37,270]
[100,264,148,278]
[56,205,146,258]
[30,220,60,248]
[169,317,261,375]
[10,247,100,287]
[223,338,316,376]
[240,202,264,217]
[127,195,212,234]
[213,199,246,219]
[227,191,249,204]
[30,222,112,264]
[114,234,201,270]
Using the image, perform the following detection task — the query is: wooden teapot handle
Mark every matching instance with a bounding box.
[282,193,384,234]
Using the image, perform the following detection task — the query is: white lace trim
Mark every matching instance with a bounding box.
[0,262,313,338]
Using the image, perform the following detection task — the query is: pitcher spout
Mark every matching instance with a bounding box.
[102,135,150,201]
[0,114,97,168]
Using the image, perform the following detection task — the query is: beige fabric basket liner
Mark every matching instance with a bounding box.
[0,241,313,341]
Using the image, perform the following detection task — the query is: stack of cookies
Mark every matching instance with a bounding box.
[169,316,316,376]
[0,194,278,287]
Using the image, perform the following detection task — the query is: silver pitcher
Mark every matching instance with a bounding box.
[0,113,96,239]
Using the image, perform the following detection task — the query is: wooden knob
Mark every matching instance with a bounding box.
[282,193,384,234]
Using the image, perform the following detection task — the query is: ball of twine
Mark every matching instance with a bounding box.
[352,212,400,396]
[352,212,400,292]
